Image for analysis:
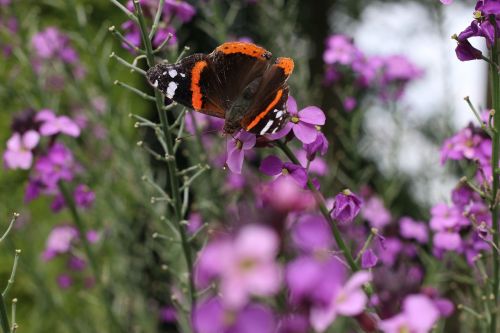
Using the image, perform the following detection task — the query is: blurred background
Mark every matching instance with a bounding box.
[0,0,486,332]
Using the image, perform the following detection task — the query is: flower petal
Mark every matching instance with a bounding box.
[287,96,298,115]
[22,130,40,149]
[292,123,318,144]
[259,155,283,176]
[226,147,244,174]
[298,106,325,125]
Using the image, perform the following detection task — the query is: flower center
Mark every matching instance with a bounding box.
[473,10,482,20]
[223,310,237,326]
[291,116,300,124]
[235,139,243,150]
[398,326,410,333]
[239,258,257,272]
[281,168,289,175]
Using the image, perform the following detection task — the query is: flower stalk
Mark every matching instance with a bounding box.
[131,0,196,312]
[276,140,359,272]
[490,34,500,333]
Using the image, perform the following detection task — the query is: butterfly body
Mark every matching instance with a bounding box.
[146,42,294,135]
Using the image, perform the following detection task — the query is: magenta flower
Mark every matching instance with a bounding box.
[361,249,378,269]
[259,155,308,188]
[291,214,333,253]
[36,109,80,137]
[164,0,196,22]
[379,294,440,333]
[33,143,76,189]
[226,131,256,174]
[323,35,362,66]
[258,177,316,213]
[269,97,325,144]
[399,217,428,243]
[331,189,362,224]
[303,132,329,159]
[296,150,327,176]
[42,225,79,260]
[57,274,73,289]
[195,225,281,308]
[31,27,78,63]
[74,184,95,209]
[310,271,372,332]
[3,130,40,170]
[192,297,276,333]
[362,196,391,229]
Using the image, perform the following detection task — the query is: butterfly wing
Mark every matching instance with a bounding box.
[146,53,225,118]
[241,57,294,135]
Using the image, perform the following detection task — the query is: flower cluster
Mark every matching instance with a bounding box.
[121,0,196,52]
[323,34,422,104]
[452,0,500,61]
[3,109,94,212]
[42,225,100,289]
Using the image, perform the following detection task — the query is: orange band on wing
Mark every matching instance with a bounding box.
[245,89,283,131]
[191,60,208,110]
[276,57,294,75]
[216,42,271,60]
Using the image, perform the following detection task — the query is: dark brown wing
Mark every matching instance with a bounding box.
[241,57,294,135]
[205,42,273,111]
[146,53,226,118]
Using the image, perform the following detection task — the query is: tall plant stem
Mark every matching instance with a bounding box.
[490,41,500,333]
[0,297,9,333]
[132,0,195,311]
[58,182,124,333]
[276,141,359,272]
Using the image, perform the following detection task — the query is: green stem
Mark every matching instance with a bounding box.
[276,141,359,272]
[58,182,124,333]
[0,297,9,333]
[132,0,196,313]
[490,39,500,333]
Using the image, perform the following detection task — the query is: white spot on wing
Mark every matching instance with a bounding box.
[162,71,167,75]
[260,120,274,135]
[166,82,178,99]
[168,69,178,78]
[180,73,186,77]
[271,126,279,134]
[153,80,159,88]
[276,110,283,118]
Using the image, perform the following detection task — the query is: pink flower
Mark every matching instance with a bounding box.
[268,97,325,144]
[440,0,453,4]
[310,271,372,332]
[195,225,281,309]
[42,225,79,260]
[225,131,256,174]
[36,109,80,137]
[3,130,40,169]
[379,294,440,333]
[362,196,391,229]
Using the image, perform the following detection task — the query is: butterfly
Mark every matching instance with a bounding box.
[146,42,294,136]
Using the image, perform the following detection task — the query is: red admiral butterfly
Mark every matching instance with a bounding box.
[146,42,294,136]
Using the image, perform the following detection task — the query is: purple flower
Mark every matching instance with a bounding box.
[192,297,276,333]
[343,97,357,112]
[3,130,40,170]
[159,306,177,323]
[260,155,308,188]
[303,132,329,159]
[36,109,81,137]
[310,271,372,332]
[42,225,78,260]
[74,184,95,209]
[379,294,440,333]
[296,150,327,176]
[331,189,362,224]
[399,217,428,243]
[440,0,453,4]
[57,274,73,289]
[33,143,76,190]
[258,177,316,213]
[362,196,391,229]
[361,249,378,269]
[164,0,196,22]
[68,256,87,271]
[323,35,362,66]
[226,131,256,174]
[195,225,281,309]
[31,27,78,63]
[270,97,325,144]
[291,214,333,253]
